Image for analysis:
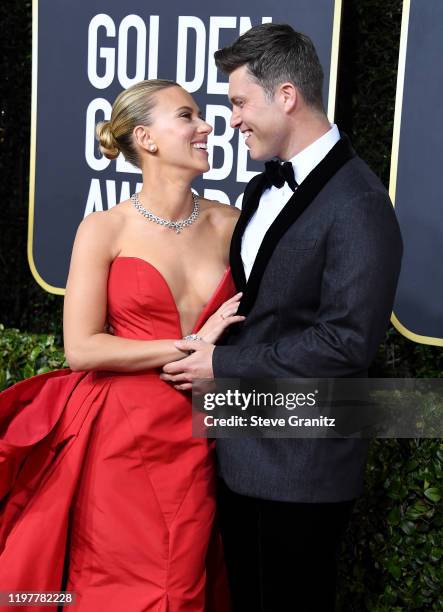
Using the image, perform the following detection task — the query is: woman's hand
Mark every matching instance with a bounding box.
[197,292,245,344]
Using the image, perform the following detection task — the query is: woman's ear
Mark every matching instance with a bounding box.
[133,125,157,153]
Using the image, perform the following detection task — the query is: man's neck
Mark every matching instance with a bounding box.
[280,113,332,161]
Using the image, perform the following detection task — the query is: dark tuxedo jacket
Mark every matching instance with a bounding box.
[212,135,403,502]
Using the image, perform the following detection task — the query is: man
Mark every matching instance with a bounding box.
[162,24,402,611]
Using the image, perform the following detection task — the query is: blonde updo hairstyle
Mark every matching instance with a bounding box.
[96,79,179,168]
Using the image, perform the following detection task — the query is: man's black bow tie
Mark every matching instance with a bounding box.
[264,160,298,191]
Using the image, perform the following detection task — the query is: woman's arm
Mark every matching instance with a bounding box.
[63,212,187,372]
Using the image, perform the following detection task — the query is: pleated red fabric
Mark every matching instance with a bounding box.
[0,258,234,611]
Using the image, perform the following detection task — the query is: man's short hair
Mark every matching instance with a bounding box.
[214,23,325,112]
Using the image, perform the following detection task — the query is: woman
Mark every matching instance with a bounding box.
[0,79,242,610]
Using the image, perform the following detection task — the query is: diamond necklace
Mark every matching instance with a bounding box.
[131,191,200,234]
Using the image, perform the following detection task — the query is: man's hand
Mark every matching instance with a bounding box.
[160,339,215,391]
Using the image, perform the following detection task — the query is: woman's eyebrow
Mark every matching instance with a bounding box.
[176,105,202,116]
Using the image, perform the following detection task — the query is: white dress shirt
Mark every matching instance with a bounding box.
[241,124,341,280]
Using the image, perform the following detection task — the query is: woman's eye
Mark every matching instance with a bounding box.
[180,113,192,119]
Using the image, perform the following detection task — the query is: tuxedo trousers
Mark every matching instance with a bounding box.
[217,478,354,612]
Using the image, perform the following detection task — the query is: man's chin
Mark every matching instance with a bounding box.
[248,147,269,162]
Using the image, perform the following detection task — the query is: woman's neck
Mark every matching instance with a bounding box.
[138,167,195,221]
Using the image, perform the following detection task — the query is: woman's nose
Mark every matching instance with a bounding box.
[200,120,213,135]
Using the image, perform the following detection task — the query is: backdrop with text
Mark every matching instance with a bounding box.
[390,0,443,346]
[29,0,340,293]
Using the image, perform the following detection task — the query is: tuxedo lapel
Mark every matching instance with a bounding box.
[238,135,356,316]
[229,173,268,291]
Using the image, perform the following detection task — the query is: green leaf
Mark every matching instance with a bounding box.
[406,459,419,472]
[405,500,429,520]
[386,561,402,579]
[387,506,401,525]
[400,520,415,536]
[424,488,442,503]
[36,366,51,375]
[23,364,34,379]
[30,346,42,361]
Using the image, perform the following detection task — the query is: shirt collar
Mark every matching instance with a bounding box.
[287,124,340,185]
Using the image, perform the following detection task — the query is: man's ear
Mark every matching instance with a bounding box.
[277,82,298,114]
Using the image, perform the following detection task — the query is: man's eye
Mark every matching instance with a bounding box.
[180,113,192,119]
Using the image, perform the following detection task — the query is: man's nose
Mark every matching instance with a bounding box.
[230,108,241,129]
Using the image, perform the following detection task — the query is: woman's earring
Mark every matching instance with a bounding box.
[148,143,157,153]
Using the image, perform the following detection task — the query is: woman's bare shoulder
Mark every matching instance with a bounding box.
[199,198,240,238]
[77,200,132,233]
[199,197,240,220]
[199,198,240,248]
[73,202,132,260]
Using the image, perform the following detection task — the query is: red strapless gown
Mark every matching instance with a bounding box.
[0,257,234,611]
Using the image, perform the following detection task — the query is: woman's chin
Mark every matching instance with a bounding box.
[194,160,210,174]
[176,162,209,178]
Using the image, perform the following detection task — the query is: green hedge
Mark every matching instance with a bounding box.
[1,325,441,611]
[0,324,66,390]
[338,439,442,611]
